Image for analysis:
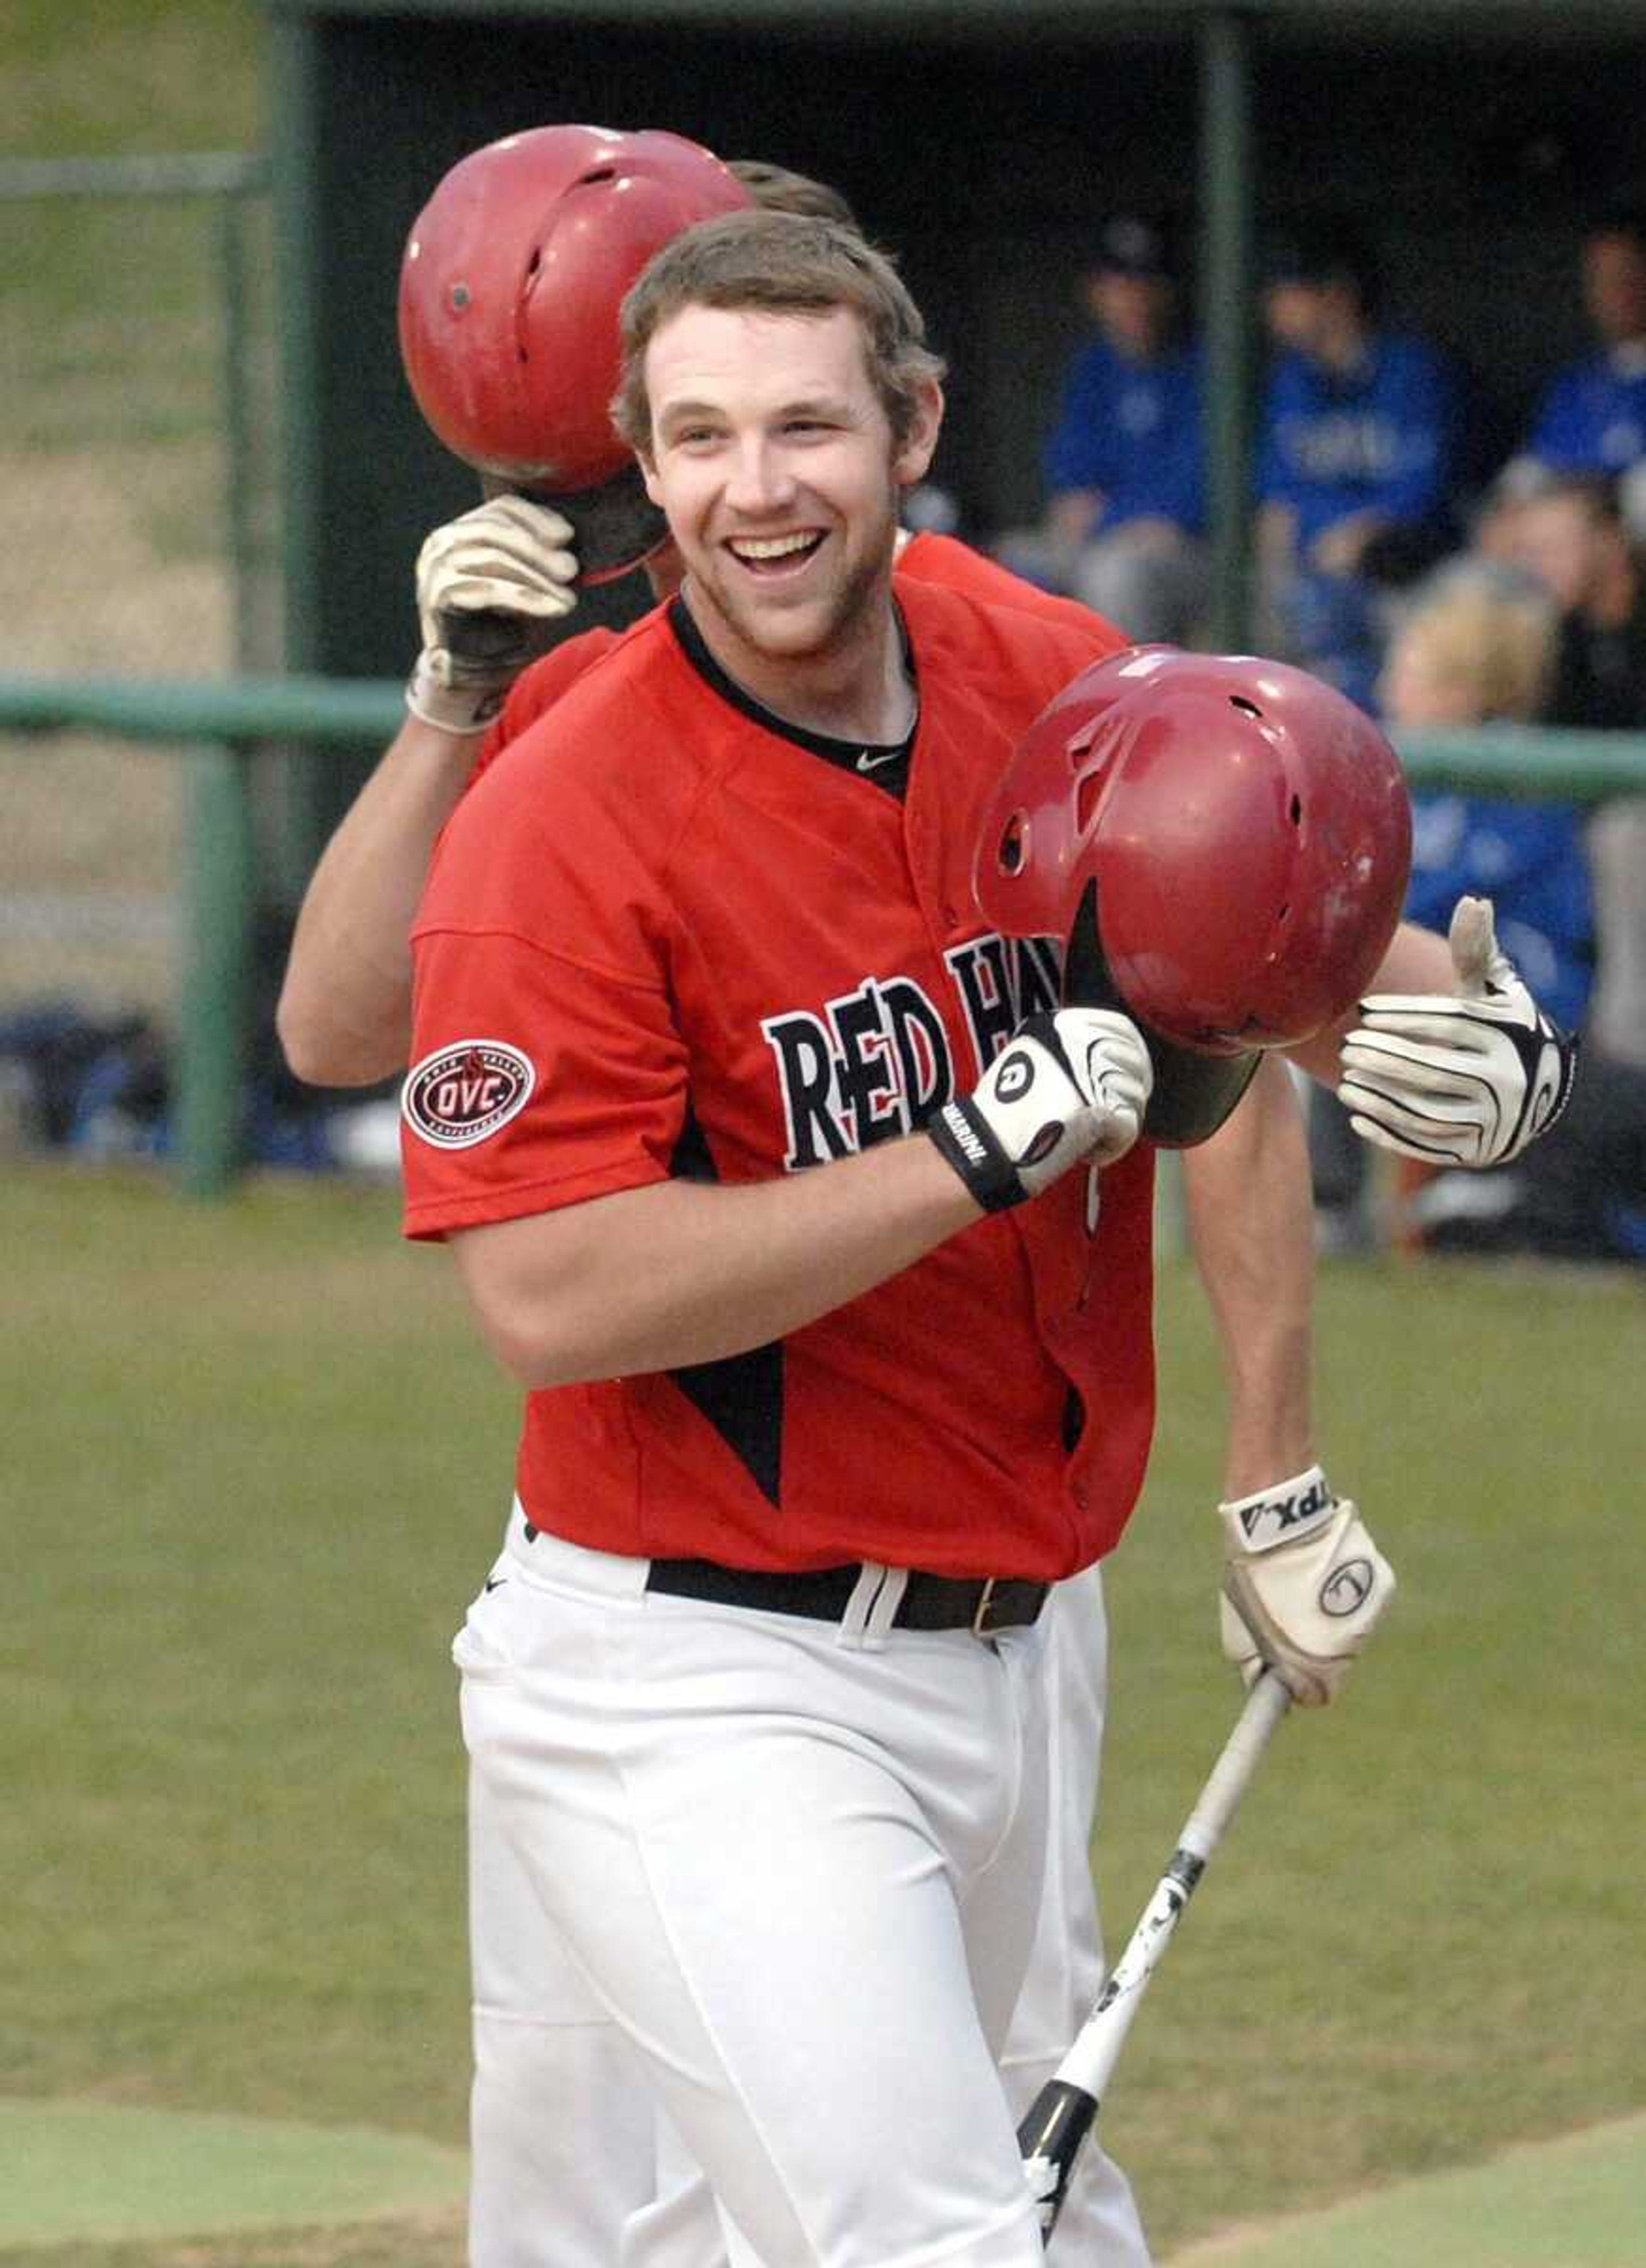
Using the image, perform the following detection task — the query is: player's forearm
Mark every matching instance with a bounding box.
[276,719,481,1087]
[1283,917,1452,1087]
[451,1135,983,1390]
[1180,1056,1315,1496]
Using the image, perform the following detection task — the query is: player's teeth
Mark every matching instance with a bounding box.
[732,534,815,560]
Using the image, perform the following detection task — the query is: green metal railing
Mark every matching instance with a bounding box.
[3,671,1645,1195]
[0,676,393,1197]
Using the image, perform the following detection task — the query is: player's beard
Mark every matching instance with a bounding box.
[688,479,902,686]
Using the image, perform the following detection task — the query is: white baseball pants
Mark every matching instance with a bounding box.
[457,1515,1053,2268]
[465,1517,1151,2267]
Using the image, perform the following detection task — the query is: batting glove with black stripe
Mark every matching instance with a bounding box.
[928,1008,1153,1212]
[1340,895,1577,1169]
[1219,1465,1395,1708]
[407,495,580,735]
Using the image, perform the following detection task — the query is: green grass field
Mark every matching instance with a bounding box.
[3,1161,1643,2265]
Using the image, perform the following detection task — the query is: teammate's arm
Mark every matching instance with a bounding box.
[1339,896,1577,1167]
[1179,1053,1314,1498]
[276,496,578,1088]
[448,1008,1151,1389]
[1284,902,1575,1167]
[276,717,482,1086]
[1183,1056,1399,1707]
[1282,915,1454,1086]
[1191,895,1569,1704]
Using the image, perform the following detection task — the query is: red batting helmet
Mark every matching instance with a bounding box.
[398,125,751,580]
[974,647,1412,1146]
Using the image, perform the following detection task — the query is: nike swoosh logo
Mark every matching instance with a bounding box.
[484,1576,508,1593]
[856,748,900,772]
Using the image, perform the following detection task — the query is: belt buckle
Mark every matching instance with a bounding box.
[971,1576,1003,1638]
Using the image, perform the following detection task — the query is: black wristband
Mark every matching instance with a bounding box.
[927,1098,1025,1212]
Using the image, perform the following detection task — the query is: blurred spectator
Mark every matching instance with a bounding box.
[1507,470,1646,1180]
[1503,472,1646,729]
[993,214,1207,641]
[1388,568,1595,1031]
[1470,452,1562,573]
[1522,207,1646,506]
[1255,217,1461,714]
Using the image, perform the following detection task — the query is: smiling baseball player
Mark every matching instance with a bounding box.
[284,135,1162,2268]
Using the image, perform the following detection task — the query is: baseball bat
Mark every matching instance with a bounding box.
[1017,1669,1292,2243]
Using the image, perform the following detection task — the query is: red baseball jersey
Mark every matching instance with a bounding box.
[471,532,1127,773]
[897,529,1124,636]
[476,626,624,773]
[406,572,1153,1581]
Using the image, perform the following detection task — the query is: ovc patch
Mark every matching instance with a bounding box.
[402,1041,535,1148]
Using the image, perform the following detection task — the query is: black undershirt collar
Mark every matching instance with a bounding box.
[668,593,916,800]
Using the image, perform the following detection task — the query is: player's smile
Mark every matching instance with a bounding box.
[724,529,828,577]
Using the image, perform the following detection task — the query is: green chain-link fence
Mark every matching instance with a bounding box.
[0,152,280,1056]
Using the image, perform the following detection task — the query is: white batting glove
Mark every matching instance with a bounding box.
[1218,1466,1395,1708]
[405,495,580,735]
[1340,896,1577,1168]
[928,1008,1153,1212]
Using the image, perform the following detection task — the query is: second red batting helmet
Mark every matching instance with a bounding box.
[398,124,751,579]
[974,647,1413,1145]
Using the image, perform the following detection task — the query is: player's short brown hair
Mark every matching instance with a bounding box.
[613,209,946,457]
